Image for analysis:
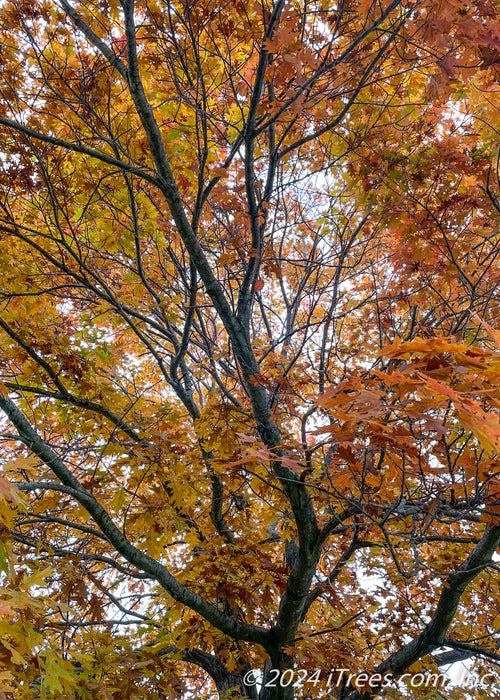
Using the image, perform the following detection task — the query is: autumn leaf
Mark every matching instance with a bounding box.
[419,373,500,453]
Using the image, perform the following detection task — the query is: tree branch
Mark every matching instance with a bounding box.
[344,524,500,699]
[0,392,270,646]
[0,117,158,184]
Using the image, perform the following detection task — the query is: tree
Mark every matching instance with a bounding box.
[0,0,500,697]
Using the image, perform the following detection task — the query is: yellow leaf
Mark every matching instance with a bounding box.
[22,566,53,589]
[110,488,127,512]
[2,456,38,473]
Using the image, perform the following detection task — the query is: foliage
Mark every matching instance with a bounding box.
[0,0,500,698]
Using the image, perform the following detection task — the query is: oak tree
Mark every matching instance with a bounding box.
[1,0,500,698]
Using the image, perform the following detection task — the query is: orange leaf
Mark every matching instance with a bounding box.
[419,373,500,452]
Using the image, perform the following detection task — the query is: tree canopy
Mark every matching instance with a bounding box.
[1,0,500,697]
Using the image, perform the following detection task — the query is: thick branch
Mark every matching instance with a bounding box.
[435,638,500,666]
[345,524,500,699]
[58,0,128,79]
[0,393,269,646]
[0,117,157,184]
[153,646,258,700]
